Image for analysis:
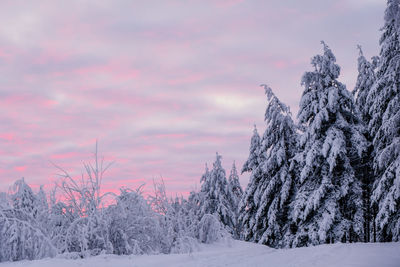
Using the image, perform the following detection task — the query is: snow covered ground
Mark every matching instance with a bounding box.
[1,240,399,267]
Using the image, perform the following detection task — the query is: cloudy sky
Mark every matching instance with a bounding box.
[0,0,385,195]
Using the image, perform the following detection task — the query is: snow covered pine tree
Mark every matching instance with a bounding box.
[353,45,378,242]
[199,153,236,235]
[353,46,378,125]
[239,85,297,247]
[368,0,400,242]
[291,42,368,247]
[228,162,243,210]
[228,161,243,238]
[238,126,262,242]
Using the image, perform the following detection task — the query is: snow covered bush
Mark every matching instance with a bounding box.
[198,214,229,244]
[108,187,163,255]
[150,180,202,254]
[163,197,200,254]
[52,144,114,257]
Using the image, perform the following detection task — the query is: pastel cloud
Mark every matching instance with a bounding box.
[0,1,386,196]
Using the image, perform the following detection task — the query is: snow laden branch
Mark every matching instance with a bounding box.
[52,141,115,218]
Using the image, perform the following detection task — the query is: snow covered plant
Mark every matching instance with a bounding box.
[0,179,56,262]
[352,45,377,243]
[228,162,243,238]
[367,0,400,242]
[239,85,297,247]
[198,214,229,244]
[52,143,115,257]
[0,142,237,263]
[152,180,199,254]
[291,42,368,246]
[198,154,238,236]
[149,179,214,254]
[107,187,164,255]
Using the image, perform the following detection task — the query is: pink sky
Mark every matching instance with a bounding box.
[0,0,385,196]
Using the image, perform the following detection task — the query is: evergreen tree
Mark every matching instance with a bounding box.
[353,46,378,243]
[199,153,236,234]
[238,126,263,242]
[257,85,298,247]
[35,186,50,231]
[291,42,368,247]
[368,0,400,242]
[353,45,378,125]
[238,85,298,247]
[0,193,8,209]
[228,161,243,207]
[241,126,261,174]
[228,161,243,238]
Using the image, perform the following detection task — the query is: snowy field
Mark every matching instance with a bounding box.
[1,240,399,267]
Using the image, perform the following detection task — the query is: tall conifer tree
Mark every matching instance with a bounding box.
[239,86,297,247]
[238,126,262,242]
[228,161,243,238]
[368,0,400,241]
[291,42,368,247]
[353,46,378,242]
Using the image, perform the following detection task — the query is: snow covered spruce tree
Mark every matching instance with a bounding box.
[241,126,262,174]
[228,162,243,208]
[291,42,368,247]
[353,45,378,125]
[198,153,236,234]
[239,85,298,247]
[353,46,378,242]
[228,161,243,238]
[367,0,400,242]
[238,126,262,242]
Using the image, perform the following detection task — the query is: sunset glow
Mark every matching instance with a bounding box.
[0,0,385,195]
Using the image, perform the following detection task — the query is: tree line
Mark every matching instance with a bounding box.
[0,144,243,262]
[239,0,400,247]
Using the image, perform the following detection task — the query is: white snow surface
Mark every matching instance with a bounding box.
[1,240,399,267]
